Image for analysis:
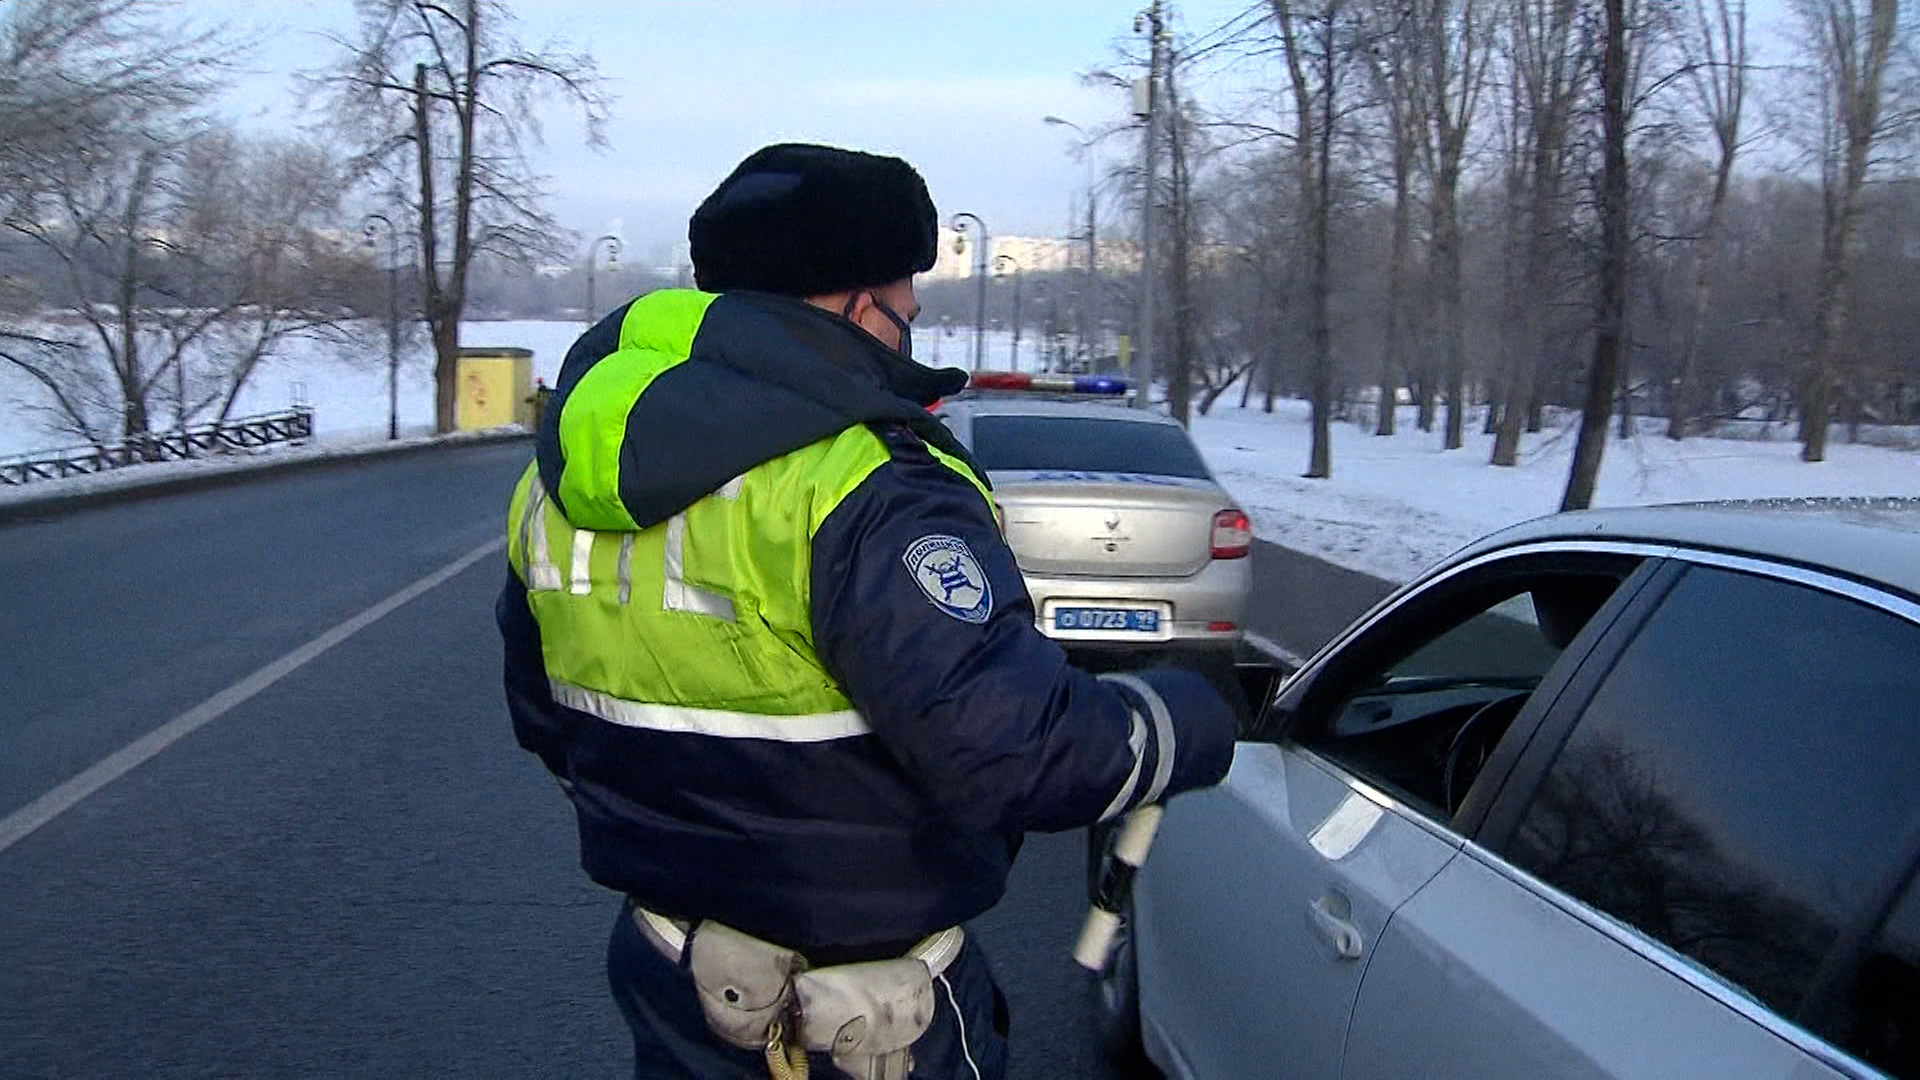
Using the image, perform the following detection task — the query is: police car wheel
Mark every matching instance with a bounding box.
[1086,895,1153,1074]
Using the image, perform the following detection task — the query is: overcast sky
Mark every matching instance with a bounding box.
[217,0,1261,264]
[215,0,1799,266]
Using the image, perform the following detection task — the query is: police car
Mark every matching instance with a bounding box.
[934,373,1252,658]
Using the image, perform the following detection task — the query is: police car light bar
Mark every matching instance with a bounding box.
[968,371,1130,396]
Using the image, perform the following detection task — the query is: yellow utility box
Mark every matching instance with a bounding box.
[455,347,535,431]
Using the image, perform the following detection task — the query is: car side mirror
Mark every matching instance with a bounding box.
[1233,661,1287,734]
[1234,661,1285,709]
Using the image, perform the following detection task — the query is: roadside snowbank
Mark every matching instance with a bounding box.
[1190,399,1920,583]
[0,426,527,510]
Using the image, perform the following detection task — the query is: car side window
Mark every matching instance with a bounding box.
[1841,871,1920,1077]
[1503,566,1920,1027]
[1293,564,1633,823]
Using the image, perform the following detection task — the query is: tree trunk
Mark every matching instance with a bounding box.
[1801,0,1897,463]
[412,63,455,433]
[433,315,460,431]
[1304,33,1335,480]
[1562,0,1628,511]
[1165,55,1195,428]
[1669,151,1734,439]
[1378,139,1412,438]
[1617,345,1635,439]
[1494,126,1562,466]
[117,148,161,440]
[1435,190,1466,449]
[1273,0,1336,477]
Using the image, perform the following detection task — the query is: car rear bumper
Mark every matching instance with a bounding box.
[1022,557,1252,649]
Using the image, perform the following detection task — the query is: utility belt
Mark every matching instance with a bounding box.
[631,902,964,1080]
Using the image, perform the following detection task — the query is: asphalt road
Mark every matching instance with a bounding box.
[0,443,1391,1078]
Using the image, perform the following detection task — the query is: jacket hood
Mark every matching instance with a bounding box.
[536,289,977,532]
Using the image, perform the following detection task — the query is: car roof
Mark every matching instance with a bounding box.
[934,396,1186,427]
[1452,497,1920,600]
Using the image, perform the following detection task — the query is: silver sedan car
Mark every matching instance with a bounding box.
[1098,500,1920,1079]
[933,396,1252,657]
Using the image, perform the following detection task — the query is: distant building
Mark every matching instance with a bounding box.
[925,228,1086,279]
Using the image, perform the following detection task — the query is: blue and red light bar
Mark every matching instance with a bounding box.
[966,371,1129,396]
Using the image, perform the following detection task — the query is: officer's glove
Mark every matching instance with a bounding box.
[1105,664,1240,802]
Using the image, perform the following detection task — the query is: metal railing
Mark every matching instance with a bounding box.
[0,407,315,486]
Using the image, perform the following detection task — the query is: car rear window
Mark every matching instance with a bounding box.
[968,415,1212,479]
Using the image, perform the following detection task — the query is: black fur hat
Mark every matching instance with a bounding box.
[689,143,939,297]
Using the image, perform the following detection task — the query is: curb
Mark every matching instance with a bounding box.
[0,428,534,526]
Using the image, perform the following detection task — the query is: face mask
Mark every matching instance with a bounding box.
[843,293,914,361]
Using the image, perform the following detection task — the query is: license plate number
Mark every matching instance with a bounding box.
[1054,607,1161,633]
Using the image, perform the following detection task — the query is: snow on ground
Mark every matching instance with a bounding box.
[0,319,1041,459]
[0,425,526,508]
[1190,398,1920,583]
[0,319,587,459]
[7,318,1917,585]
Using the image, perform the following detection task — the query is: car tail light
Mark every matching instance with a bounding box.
[1210,509,1252,559]
[1208,621,1238,632]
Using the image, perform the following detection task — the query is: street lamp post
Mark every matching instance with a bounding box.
[1132,2,1167,409]
[361,213,402,440]
[995,254,1022,370]
[949,212,990,371]
[1043,115,1101,367]
[585,234,621,326]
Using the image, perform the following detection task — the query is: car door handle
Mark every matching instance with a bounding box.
[1310,894,1365,961]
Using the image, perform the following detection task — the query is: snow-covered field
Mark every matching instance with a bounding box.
[6,318,1916,584]
[0,320,585,460]
[1192,399,1920,583]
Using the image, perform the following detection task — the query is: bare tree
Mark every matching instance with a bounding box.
[1362,0,1427,437]
[1666,0,1749,438]
[1793,0,1903,461]
[1410,0,1493,446]
[1492,0,1592,467]
[4,123,358,445]
[1564,0,1632,509]
[172,133,363,424]
[0,0,233,440]
[1270,0,1357,478]
[0,0,227,211]
[1165,37,1203,426]
[319,0,608,433]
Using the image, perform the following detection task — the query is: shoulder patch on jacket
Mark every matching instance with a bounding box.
[903,534,993,624]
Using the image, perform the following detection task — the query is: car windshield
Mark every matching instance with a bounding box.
[969,415,1212,479]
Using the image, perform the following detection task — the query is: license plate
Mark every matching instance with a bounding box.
[1053,607,1162,633]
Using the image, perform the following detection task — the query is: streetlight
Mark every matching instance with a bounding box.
[361,213,403,440]
[585,234,621,326]
[995,254,1022,371]
[1044,115,1102,367]
[1131,2,1168,409]
[949,212,990,371]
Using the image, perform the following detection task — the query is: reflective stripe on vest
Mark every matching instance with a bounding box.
[551,680,872,742]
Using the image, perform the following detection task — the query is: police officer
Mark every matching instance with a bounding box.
[498,143,1237,1079]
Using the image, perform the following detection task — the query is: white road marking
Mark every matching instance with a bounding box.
[1242,630,1307,670]
[0,537,505,857]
